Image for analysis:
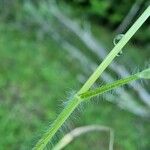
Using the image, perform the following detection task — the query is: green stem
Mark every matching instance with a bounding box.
[80,74,138,100]
[78,6,150,94]
[80,68,150,100]
[33,96,81,150]
[33,6,150,150]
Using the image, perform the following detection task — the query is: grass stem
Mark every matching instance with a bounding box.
[33,6,150,150]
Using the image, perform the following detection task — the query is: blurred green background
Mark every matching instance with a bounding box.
[0,0,150,150]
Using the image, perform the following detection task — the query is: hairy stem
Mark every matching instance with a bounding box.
[33,95,81,150]
[80,68,150,100]
[33,6,150,150]
[80,74,138,100]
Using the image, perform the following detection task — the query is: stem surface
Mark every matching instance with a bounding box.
[34,96,81,150]
[33,6,150,150]
[80,74,138,99]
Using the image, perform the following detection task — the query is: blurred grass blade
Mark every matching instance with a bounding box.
[52,125,114,150]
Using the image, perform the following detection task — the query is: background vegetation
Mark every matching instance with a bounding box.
[0,0,149,149]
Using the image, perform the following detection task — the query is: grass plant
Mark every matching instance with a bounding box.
[34,6,150,150]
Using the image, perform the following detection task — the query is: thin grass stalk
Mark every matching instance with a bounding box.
[80,68,150,100]
[33,6,150,150]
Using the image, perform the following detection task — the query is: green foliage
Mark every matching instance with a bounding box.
[0,0,20,21]
[89,0,110,16]
[34,6,150,150]
[0,0,149,43]
[0,18,150,150]
[0,24,78,150]
[0,2,150,150]
[60,0,148,43]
